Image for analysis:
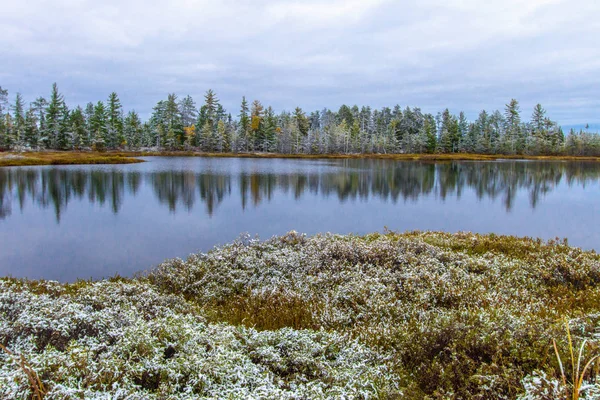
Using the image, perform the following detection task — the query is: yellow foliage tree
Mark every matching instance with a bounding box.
[184,125,196,147]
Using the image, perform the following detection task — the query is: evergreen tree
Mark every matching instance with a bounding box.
[239,97,250,151]
[261,106,277,152]
[179,95,197,128]
[45,83,66,149]
[503,99,522,154]
[107,92,124,148]
[293,107,309,153]
[423,115,437,153]
[531,104,546,132]
[438,109,453,153]
[56,105,72,150]
[204,90,218,124]
[457,112,468,152]
[250,100,264,151]
[83,102,94,147]
[0,87,9,149]
[200,121,213,151]
[90,101,108,150]
[0,86,8,116]
[10,93,25,148]
[24,107,40,149]
[70,106,86,149]
[123,111,143,148]
[217,119,228,152]
[165,94,183,146]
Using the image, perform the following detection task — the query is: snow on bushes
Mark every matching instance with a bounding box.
[3,231,600,398]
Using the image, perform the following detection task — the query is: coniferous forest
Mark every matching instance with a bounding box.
[1,83,599,156]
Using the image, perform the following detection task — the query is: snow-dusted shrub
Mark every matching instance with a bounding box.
[0,279,392,399]
[147,231,600,398]
[3,231,600,398]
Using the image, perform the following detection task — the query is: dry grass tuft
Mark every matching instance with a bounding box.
[0,343,46,399]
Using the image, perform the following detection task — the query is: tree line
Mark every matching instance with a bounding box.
[0,83,598,156]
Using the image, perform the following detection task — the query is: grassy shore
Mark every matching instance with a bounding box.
[1,150,600,167]
[2,231,600,399]
[0,151,144,167]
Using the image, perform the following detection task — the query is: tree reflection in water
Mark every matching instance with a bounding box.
[0,160,599,222]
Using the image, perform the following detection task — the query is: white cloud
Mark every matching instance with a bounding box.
[0,0,598,125]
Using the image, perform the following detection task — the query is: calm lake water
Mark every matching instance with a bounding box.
[1,157,599,281]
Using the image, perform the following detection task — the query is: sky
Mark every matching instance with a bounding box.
[1,0,599,128]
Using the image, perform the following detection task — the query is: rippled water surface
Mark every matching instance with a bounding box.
[1,157,598,281]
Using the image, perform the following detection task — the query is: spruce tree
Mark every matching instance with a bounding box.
[124,111,142,148]
[90,101,108,150]
[503,99,521,154]
[239,97,250,151]
[70,106,86,149]
[24,107,39,149]
[107,92,124,148]
[11,93,25,148]
[45,83,66,149]
[179,95,197,128]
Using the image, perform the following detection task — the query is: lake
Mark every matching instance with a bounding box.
[1,156,599,281]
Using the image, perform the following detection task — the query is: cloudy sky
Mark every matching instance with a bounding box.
[1,0,599,127]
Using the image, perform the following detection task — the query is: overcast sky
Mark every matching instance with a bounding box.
[1,0,599,127]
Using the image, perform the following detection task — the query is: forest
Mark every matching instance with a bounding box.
[0,83,599,156]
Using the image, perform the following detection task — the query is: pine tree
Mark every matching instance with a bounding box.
[438,109,453,153]
[262,107,277,152]
[0,86,8,116]
[179,95,197,128]
[90,101,108,150]
[204,90,218,126]
[503,99,522,154]
[24,107,39,149]
[0,87,8,149]
[31,97,47,148]
[239,97,250,151]
[292,107,309,153]
[45,83,66,149]
[107,92,124,148]
[217,119,228,152]
[56,105,72,150]
[531,104,546,132]
[11,93,25,148]
[165,94,183,147]
[424,115,437,153]
[250,100,264,151]
[457,112,468,152]
[70,106,86,149]
[123,111,142,148]
[200,120,213,151]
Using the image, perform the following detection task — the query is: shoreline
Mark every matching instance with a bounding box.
[2,150,600,167]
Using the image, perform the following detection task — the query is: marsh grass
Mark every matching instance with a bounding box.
[2,150,600,167]
[123,150,600,163]
[0,151,143,167]
[553,320,600,400]
[202,289,322,331]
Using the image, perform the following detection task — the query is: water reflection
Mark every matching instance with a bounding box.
[0,160,598,222]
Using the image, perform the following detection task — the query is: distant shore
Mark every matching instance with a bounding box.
[2,150,600,167]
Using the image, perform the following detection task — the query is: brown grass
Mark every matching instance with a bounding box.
[2,150,600,167]
[0,343,46,399]
[201,289,321,331]
[0,151,143,167]
[124,151,600,162]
